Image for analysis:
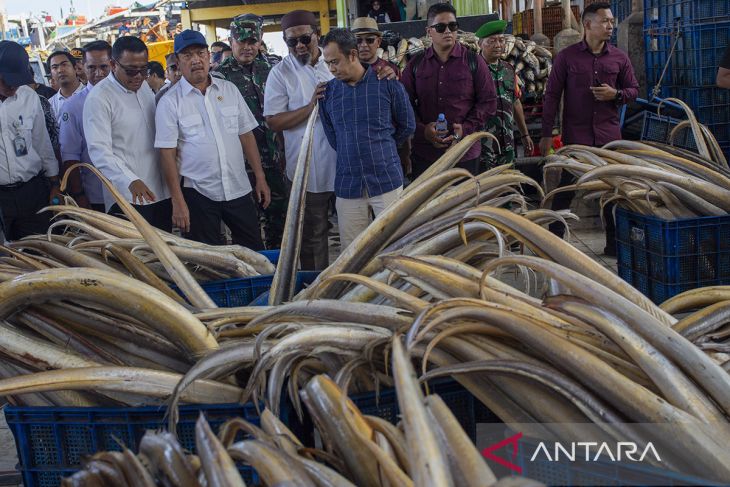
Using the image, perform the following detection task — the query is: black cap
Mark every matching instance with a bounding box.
[0,41,34,87]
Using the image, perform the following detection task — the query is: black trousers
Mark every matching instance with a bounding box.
[548,169,615,241]
[0,176,51,241]
[411,154,480,179]
[182,187,264,250]
[300,190,332,271]
[109,199,172,233]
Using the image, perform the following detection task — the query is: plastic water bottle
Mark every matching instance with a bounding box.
[435,113,448,134]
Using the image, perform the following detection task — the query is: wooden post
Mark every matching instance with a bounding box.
[319,0,330,33]
[533,0,543,35]
[562,0,571,30]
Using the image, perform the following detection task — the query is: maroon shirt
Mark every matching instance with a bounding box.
[401,42,497,164]
[541,40,639,145]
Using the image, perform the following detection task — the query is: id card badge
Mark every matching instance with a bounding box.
[13,135,28,157]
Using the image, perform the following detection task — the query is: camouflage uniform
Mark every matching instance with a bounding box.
[482,60,519,170]
[216,15,289,250]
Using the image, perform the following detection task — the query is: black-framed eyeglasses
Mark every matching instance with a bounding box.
[284,32,314,48]
[357,36,378,45]
[113,58,149,78]
[429,21,459,33]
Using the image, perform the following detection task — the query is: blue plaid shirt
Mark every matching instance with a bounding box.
[320,65,415,199]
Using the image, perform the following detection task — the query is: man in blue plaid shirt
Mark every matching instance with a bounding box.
[320,28,415,250]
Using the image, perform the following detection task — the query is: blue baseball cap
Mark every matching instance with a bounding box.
[174,29,208,54]
[0,41,34,87]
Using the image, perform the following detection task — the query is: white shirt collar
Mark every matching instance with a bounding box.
[179,75,220,96]
[110,73,136,94]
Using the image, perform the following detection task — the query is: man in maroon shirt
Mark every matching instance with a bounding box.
[401,3,497,178]
[539,2,638,255]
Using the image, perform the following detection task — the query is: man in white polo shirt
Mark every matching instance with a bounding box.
[83,36,171,230]
[155,30,270,249]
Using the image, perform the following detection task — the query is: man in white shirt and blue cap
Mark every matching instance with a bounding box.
[155,29,270,249]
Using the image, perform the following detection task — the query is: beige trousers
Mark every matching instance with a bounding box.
[336,186,403,251]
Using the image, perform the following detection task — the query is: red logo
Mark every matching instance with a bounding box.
[482,432,523,474]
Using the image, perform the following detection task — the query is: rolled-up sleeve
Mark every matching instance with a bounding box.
[31,95,58,176]
[462,54,496,135]
[236,89,260,135]
[391,80,415,145]
[263,67,289,117]
[84,94,138,190]
[154,95,179,149]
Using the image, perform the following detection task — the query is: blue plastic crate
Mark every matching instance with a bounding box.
[644,0,729,28]
[615,208,730,303]
[349,378,500,442]
[5,403,261,487]
[640,112,697,149]
[197,271,320,307]
[670,22,730,87]
[514,436,716,485]
[259,248,280,266]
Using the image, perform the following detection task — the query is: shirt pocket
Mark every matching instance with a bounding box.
[179,114,204,140]
[220,106,239,135]
[568,64,592,89]
[599,63,621,87]
[450,72,474,102]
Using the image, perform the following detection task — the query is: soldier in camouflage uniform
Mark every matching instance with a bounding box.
[215,14,289,249]
[475,20,534,171]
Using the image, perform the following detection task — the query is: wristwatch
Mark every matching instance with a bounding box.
[614,89,624,103]
[453,134,461,141]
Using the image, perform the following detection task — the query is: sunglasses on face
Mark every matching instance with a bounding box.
[429,21,459,33]
[114,59,149,78]
[357,36,378,45]
[285,32,314,48]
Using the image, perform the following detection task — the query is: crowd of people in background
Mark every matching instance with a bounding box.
[0,1,640,266]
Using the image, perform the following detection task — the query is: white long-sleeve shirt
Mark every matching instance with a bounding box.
[0,85,58,185]
[83,74,169,210]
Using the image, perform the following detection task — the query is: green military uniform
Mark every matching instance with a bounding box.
[476,20,519,170]
[216,15,289,250]
[482,60,519,170]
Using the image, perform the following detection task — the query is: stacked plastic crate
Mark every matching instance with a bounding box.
[643,0,730,157]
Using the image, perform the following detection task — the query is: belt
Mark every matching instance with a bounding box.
[0,174,41,190]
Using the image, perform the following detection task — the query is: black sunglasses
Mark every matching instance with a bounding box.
[429,21,459,33]
[113,58,149,78]
[357,36,378,45]
[285,32,314,48]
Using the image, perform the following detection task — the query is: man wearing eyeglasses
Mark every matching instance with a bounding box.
[401,3,496,178]
[0,41,60,240]
[83,36,171,230]
[352,17,400,78]
[263,10,337,270]
[58,40,113,212]
[476,20,532,170]
[216,14,288,250]
[156,30,270,249]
